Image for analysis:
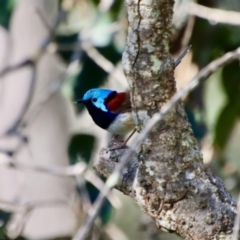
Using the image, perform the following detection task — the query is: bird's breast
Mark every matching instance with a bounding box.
[107,112,134,135]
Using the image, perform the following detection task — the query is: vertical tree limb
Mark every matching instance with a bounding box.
[95,0,237,239]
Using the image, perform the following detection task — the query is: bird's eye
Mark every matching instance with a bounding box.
[92,98,97,102]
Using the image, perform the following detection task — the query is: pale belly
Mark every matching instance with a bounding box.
[107,112,135,135]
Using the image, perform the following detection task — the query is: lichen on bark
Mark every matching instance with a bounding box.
[95,0,237,239]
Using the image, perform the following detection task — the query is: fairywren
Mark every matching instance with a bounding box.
[76,46,191,146]
[77,89,136,146]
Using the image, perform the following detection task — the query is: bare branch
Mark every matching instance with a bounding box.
[174,45,191,67]
[0,157,86,177]
[0,156,121,210]
[0,198,67,213]
[71,46,192,240]
[189,2,240,26]
[72,144,136,240]
[93,6,240,240]
[1,8,68,136]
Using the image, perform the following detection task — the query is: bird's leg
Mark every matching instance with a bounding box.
[123,128,136,146]
[109,128,136,151]
[111,134,120,141]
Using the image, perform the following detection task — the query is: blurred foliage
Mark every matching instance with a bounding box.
[68,134,111,224]
[74,43,122,112]
[1,0,240,239]
[187,1,240,200]
[108,1,124,20]
[0,211,27,240]
[191,17,240,152]
[65,0,240,238]
[215,62,240,149]
[0,0,15,29]
[68,134,95,164]
[56,33,79,63]
[190,1,240,151]
[0,210,11,240]
[84,182,112,224]
[89,0,123,20]
[62,0,124,232]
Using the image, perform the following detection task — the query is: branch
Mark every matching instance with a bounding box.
[93,48,240,240]
[73,45,240,240]
[137,47,240,142]
[189,2,240,26]
[0,8,67,136]
[0,198,67,213]
[0,198,69,239]
[0,156,120,209]
[71,46,191,240]
[93,1,238,239]
[0,157,86,177]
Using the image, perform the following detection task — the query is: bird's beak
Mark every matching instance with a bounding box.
[75,99,85,104]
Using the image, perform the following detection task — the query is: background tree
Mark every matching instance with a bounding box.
[0,0,240,240]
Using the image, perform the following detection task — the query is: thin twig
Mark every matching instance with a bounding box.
[72,46,240,240]
[0,198,67,212]
[72,149,135,240]
[84,170,121,209]
[0,157,121,209]
[180,16,195,52]
[189,2,240,26]
[0,198,68,239]
[0,60,33,79]
[174,45,192,67]
[0,158,86,177]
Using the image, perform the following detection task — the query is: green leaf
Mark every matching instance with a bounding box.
[214,101,240,149]
[109,1,124,20]
[0,210,11,239]
[214,62,240,149]
[222,62,240,101]
[68,134,95,164]
[0,0,15,29]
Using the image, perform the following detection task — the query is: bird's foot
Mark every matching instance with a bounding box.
[111,134,123,141]
[109,142,128,151]
[108,129,137,151]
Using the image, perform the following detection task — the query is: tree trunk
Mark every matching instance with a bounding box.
[94,0,237,239]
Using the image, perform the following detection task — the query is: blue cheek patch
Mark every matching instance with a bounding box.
[93,99,108,112]
[82,88,115,112]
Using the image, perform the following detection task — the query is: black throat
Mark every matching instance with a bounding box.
[84,101,117,130]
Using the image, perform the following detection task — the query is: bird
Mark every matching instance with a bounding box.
[76,89,136,148]
[76,46,192,148]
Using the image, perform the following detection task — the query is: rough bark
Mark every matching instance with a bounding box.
[94,0,237,239]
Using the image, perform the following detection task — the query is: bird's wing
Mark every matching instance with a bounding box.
[106,92,132,114]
